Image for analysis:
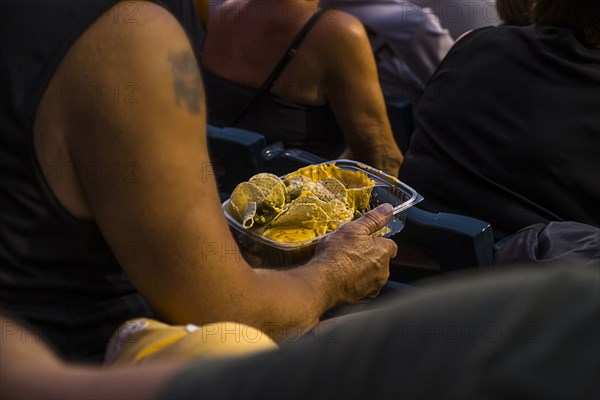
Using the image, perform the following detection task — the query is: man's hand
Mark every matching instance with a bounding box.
[310,203,398,308]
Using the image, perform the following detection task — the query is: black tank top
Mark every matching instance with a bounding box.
[0,0,203,360]
[203,10,346,160]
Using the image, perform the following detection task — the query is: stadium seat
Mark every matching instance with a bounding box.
[390,207,495,282]
[207,125,325,200]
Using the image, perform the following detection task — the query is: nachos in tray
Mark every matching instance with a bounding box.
[226,163,376,243]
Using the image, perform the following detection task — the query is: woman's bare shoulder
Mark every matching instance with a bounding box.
[317,9,367,41]
[312,9,372,67]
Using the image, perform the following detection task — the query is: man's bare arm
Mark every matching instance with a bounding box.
[41,2,395,340]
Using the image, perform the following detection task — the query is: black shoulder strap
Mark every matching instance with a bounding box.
[260,9,325,91]
[230,9,325,125]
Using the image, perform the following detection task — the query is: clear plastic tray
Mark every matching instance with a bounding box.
[222,160,422,268]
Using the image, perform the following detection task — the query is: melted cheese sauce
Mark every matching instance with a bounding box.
[263,228,318,242]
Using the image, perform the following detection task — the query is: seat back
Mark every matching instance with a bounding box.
[207,125,268,196]
[207,124,329,197]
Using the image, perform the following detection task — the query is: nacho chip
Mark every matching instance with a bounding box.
[285,163,341,182]
[249,173,287,212]
[239,202,258,229]
[264,202,329,241]
[264,204,328,242]
[228,162,376,243]
[297,181,338,203]
[250,173,286,196]
[269,202,328,227]
[286,163,374,187]
[319,178,347,203]
[294,196,353,222]
[286,163,374,212]
[250,173,283,187]
[229,182,265,228]
[285,175,310,199]
[265,184,286,213]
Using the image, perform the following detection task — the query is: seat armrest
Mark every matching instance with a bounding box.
[207,125,266,146]
[406,207,492,238]
[390,207,495,282]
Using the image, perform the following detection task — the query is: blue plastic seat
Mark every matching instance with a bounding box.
[207,125,324,199]
[390,207,494,282]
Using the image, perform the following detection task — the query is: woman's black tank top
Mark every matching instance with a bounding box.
[203,10,346,160]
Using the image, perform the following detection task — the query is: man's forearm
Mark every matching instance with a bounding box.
[242,263,335,342]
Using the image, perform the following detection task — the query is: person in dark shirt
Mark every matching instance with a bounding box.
[0,0,397,359]
[496,0,533,26]
[400,0,600,240]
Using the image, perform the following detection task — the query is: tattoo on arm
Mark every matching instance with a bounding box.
[167,51,202,114]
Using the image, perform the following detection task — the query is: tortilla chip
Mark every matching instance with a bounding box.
[228,163,376,243]
[297,181,338,202]
[285,163,341,182]
[249,173,286,211]
[294,196,352,222]
[229,182,265,228]
[265,184,286,213]
[268,202,329,233]
[319,178,347,202]
[285,175,310,199]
